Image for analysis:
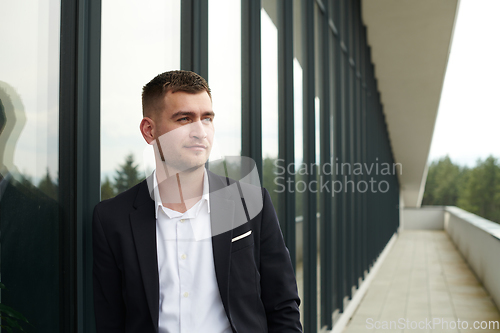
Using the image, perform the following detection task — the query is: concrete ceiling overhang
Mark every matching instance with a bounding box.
[362,0,459,207]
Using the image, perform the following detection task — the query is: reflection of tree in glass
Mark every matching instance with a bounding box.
[114,154,143,194]
[101,154,145,200]
[38,168,58,200]
[1,82,59,332]
[100,176,115,200]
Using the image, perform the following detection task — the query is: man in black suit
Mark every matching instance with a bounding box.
[92,70,302,332]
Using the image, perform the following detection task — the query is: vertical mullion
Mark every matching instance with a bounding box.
[354,0,362,286]
[334,0,346,313]
[328,7,340,321]
[241,0,262,180]
[361,25,368,278]
[344,0,354,300]
[319,0,333,329]
[367,57,375,269]
[277,0,296,266]
[76,0,101,332]
[302,0,317,332]
[59,0,78,330]
[60,0,101,331]
[181,0,209,79]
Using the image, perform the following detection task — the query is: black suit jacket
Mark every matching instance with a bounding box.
[93,171,302,333]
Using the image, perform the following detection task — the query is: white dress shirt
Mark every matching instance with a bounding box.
[153,169,232,333]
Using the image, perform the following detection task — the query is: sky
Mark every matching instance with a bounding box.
[428,0,500,167]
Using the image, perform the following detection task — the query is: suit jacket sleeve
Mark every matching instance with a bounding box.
[93,204,126,332]
[259,188,302,332]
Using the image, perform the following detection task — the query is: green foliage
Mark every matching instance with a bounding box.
[114,154,143,194]
[457,156,500,223]
[422,156,468,206]
[100,176,115,201]
[0,282,30,332]
[423,155,500,224]
[101,154,145,200]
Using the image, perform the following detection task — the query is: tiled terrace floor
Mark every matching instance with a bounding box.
[343,231,500,333]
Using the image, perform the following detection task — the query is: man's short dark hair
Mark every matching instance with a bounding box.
[142,70,211,119]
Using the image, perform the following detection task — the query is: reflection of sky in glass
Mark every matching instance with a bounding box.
[100,0,180,178]
[209,0,241,157]
[0,0,60,183]
[261,8,279,159]
[294,59,303,165]
[315,97,320,164]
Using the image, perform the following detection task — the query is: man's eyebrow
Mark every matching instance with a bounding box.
[171,111,195,118]
[170,111,215,118]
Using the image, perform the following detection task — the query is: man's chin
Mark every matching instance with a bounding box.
[166,161,207,174]
[183,164,205,173]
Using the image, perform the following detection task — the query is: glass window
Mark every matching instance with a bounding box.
[314,3,323,329]
[261,0,279,211]
[293,0,304,324]
[0,0,61,331]
[100,0,181,199]
[208,0,242,160]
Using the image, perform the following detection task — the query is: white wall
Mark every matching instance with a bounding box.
[402,206,445,230]
[445,206,500,309]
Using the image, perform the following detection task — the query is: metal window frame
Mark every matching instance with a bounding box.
[301,0,317,332]
[181,0,209,79]
[59,0,101,332]
[241,0,263,180]
[277,0,297,266]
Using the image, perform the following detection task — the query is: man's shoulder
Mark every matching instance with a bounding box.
[94,179,150,217]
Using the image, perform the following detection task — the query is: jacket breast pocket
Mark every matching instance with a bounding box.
[231,229,254,252]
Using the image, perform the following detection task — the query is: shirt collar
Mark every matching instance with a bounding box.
[153,168,210,219]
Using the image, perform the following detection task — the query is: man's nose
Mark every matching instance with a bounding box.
[189,120,207,139]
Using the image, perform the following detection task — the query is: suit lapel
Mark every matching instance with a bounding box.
[129,180,159,331]
[208,171,236,321]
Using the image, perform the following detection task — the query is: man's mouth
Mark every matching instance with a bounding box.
[184,144,207,150]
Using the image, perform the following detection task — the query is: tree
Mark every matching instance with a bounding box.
[114,154,143,194]
[101,176,115,200]
[457,156,500,223]
[422,156,467,206]
[38,168,58,200]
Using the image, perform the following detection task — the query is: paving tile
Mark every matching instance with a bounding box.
[341,231,500,333]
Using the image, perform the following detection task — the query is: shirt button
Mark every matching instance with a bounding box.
[183,292,189,298]
[181,254,187,260]
[180,219,185,223]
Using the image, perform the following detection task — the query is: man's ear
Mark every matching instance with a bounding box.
[140,117,155,144]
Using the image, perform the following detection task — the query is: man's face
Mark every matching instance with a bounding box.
[154,90,214,173]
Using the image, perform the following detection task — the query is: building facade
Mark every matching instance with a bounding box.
[0,0,458,332]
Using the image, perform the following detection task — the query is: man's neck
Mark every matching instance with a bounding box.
[156,164,205,213]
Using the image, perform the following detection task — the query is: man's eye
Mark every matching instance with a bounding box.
[178,117,189,122]
[203,117,213,122]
